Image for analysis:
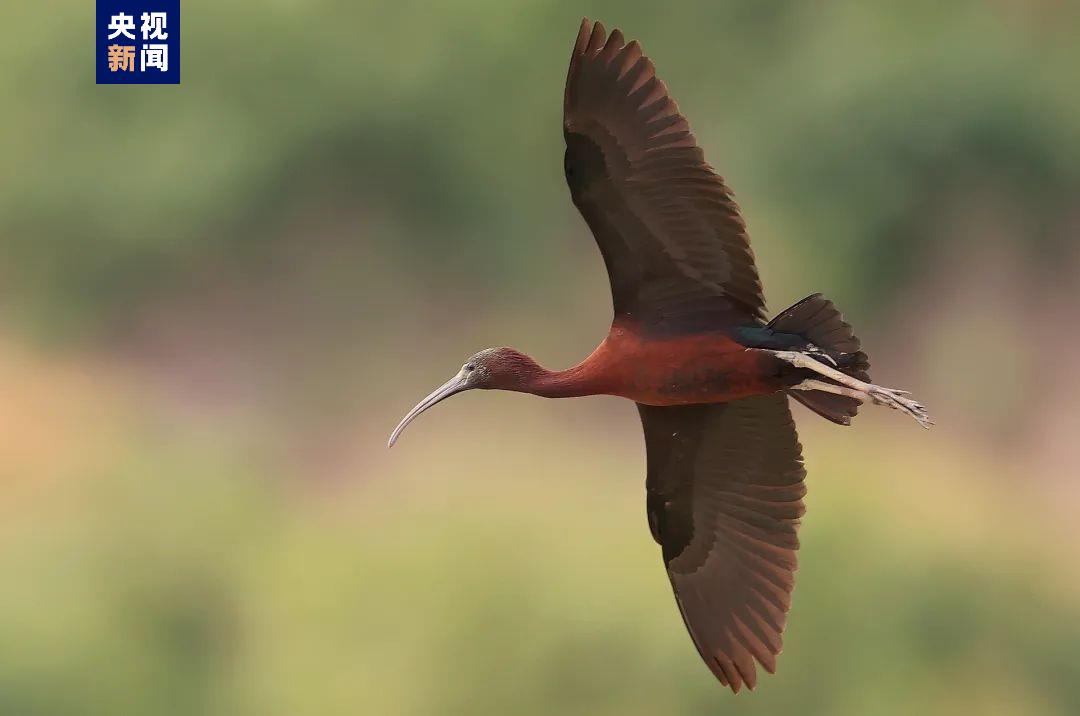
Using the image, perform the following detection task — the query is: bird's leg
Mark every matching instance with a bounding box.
[791,378,867,403]
[774,351,933,429]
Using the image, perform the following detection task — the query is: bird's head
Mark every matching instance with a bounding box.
[388,347,541,447]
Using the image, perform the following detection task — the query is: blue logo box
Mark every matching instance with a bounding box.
[96,0,180,84]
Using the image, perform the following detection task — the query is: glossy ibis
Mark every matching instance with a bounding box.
[389,18,931,693]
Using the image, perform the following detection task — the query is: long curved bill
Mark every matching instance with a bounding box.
[387,368,470,447]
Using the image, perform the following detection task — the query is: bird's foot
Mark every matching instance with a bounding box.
[775,350,932,429]
[866,385,933,429]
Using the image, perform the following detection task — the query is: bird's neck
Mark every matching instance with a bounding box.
[510,340,614,398]
[523,362,602,398]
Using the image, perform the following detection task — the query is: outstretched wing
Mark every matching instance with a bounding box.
[564,19,766,332]
[638,394,807,692]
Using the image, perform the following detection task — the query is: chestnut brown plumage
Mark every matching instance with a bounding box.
[389,18,931,693]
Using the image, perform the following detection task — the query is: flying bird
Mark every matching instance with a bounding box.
[389,18,931,693]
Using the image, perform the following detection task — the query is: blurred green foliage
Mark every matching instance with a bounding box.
[1,0,1078,335]
[2,420,1079,716]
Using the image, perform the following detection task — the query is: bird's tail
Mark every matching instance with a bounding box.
[769,294,870,426]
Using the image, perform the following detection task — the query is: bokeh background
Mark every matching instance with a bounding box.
[2,1,1080,714]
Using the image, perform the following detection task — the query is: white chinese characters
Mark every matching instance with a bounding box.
[140,12,168,41]
[107,13,137,40]
[141,44,168,73]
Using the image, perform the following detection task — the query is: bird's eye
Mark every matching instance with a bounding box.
[464,363,475,371]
